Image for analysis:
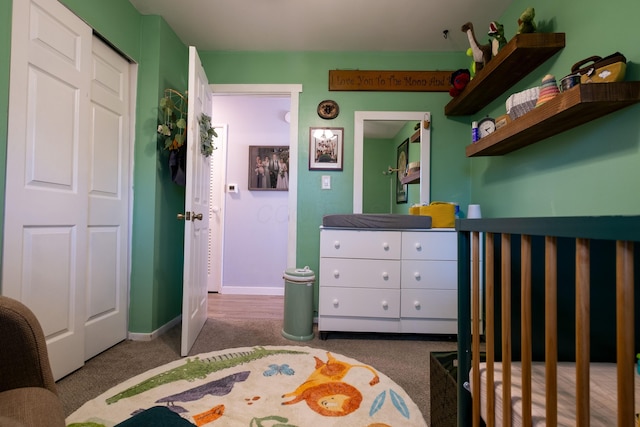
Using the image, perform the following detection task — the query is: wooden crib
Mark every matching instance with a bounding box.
[456,216,640,427]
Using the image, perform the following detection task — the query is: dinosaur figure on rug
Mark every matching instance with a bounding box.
[461,22,492,72]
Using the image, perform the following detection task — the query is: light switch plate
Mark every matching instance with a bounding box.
[321,175,331,189]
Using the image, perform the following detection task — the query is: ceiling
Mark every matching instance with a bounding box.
[128,0,512,138]
[128,0,512,53]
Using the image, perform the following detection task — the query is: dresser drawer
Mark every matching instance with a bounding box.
[319,287,400,318]
[401,289,457,319]
[320,229,401,260]
[402,231,456,260]
[401,260,457,290]
[320,258,400,289]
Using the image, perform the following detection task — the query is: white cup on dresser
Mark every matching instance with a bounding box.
[467,204,482,219]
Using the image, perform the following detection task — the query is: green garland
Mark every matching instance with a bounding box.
[199,113,217,157]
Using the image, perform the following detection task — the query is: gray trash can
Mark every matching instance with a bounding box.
[281,266,315,341]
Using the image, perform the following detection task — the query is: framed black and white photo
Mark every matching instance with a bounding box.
[396,138,409,204]
[309,127,343,171]
[248,146,289,191]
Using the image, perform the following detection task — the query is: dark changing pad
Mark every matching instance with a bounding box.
[322,214,431,229]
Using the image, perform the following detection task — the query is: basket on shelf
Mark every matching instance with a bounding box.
[506,86,539,120]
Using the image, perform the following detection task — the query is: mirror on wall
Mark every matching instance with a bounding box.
[354,111,430,214]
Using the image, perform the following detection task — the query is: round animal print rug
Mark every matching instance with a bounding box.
[66,345,428,427]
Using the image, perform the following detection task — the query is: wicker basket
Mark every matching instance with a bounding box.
[506,87,539,120]
[430,352,458,427]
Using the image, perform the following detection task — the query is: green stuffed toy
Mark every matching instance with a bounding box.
[488,21,507,56]
[517,7,536,34]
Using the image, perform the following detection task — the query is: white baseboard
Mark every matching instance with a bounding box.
[218,285,284,296]
[128,315,181,341]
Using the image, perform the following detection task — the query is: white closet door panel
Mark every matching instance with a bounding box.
[21,227,76,336]
[402,231,457,260]
[319,258,400,289]
[4,0,92,379]
[86,228,119,318]
[84,36,130,360]
[90,105,121,196]
[401,260,457,290]
[320,229,401,259]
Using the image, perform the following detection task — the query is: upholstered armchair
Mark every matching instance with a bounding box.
[0,295,66,426]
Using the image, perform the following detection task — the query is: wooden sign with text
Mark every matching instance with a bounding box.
[329,70,453,92]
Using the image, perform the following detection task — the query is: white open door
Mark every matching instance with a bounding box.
[181,46,212,356]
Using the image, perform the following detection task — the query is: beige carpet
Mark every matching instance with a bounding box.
[66,345,428,427]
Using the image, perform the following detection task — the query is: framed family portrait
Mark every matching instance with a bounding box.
[396,138,409,204]
[248,146,289,191]
[309,127,344,171]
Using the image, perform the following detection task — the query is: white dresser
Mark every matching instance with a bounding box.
[318,227,458,338]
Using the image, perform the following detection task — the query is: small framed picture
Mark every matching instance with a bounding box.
[396,138,409,204]
[248,146,289,191]
[309,127,344,171]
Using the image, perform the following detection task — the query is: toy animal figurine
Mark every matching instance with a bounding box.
[488,21,507,56]
[517,7,536,34]
[449,69,471,97]
[461,22,492,73]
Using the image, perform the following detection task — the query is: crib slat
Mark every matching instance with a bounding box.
[575,238,590,425]
[545,236,558,427]
[501,233,512,426]
[472,231,481,427]
[486,233,496,427]
[521,235,532,426]
[616,240,634,427]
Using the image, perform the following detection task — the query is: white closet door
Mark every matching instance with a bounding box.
[4,0,92,379]
[84,36,131,360]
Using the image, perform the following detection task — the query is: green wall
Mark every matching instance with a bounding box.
[468,0,640,218]
[200,50,470,283]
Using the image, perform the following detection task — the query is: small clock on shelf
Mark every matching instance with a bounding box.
[477,117,496,138]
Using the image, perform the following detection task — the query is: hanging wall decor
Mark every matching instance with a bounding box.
[199,113,217,157]
[157,88,187,151]
[157,89,188,185]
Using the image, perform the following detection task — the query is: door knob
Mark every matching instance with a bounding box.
[177,212,203,221]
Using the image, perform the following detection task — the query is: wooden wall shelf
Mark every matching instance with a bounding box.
[401,171,420,185]
[465,82,640,157]
[445,33,566,116]
[410,129,421,143]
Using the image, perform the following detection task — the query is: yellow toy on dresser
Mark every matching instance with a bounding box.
[410,202,455,228]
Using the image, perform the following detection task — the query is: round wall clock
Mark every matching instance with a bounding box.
[317,100,339,119]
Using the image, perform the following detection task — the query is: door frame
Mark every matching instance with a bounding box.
[210,84,302,269]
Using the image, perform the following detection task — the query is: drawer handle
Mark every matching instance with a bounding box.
[333,270,340,278]
[414,300,421,309]
[414,272,421,280]
[415,242,422,251]
[334,240,340,249]
[382,242,389,251]
[381,300,388,309]
[332,299,339,307]
[382,271,389,280]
